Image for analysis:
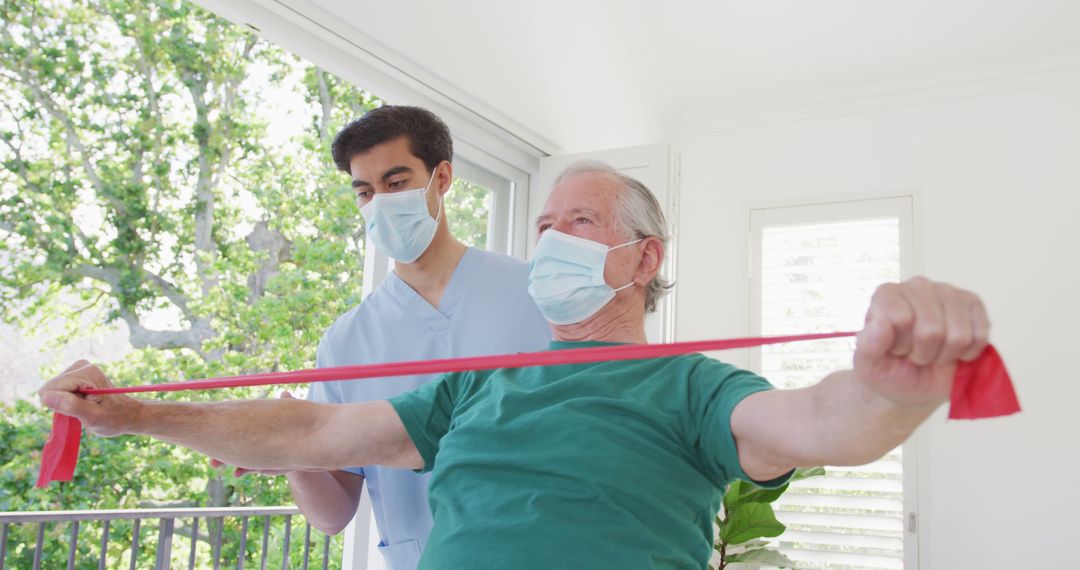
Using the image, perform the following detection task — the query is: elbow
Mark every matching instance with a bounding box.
[313,519,349,536]
[302,510,354,536]
[740,451,799,483]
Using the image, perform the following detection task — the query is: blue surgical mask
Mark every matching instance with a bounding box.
[359,170,442,263]
[528,229,642,325]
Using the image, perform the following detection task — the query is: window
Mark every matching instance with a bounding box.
[446,177,493,249]
[447,155,519,254]
[750,197,915,569]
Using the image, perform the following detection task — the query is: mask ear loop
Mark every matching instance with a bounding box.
[608,237,643,252]
[425,165,444,225]
[608,237,646,293]
[434,192,444,225]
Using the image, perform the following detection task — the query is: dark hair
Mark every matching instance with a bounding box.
[331,106,453,175]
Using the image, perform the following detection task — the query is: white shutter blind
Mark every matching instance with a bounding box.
[751,200,913,570]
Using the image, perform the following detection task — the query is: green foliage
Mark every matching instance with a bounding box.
[0,388,346,567]
[0,0,376,360]
[445,177,492,249]
[724,546,801,567]
[713,466,826,569]
[719,502,786,546]
[0,0,404,566]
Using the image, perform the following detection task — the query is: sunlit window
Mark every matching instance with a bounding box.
[751,198,914,570]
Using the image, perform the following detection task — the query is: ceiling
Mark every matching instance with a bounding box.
[291,0,1080,153]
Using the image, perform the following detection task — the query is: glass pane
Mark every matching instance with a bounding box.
[446,177,493,249]
[760,217,905,570]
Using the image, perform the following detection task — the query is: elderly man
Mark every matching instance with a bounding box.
[41,162,990,570]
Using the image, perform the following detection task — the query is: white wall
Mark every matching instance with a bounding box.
[673,82,1080,568]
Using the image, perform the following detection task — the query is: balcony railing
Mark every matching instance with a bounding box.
[0,506,339,570]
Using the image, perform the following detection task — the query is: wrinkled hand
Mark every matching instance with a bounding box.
[211,391,305,477]
[38,360,142,437]
[855,277,990,408]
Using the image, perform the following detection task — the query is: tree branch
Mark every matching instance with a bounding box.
[131,31,171,261]
[181,68,218,297]
[119,307,214,354]
[65,263,212,355]
[70,290,108,318]
[7,63,113,208]
[68,263,122,289]
[316,68,332,142]
[205,35,256,202]
[69,259,193,325]
[245,221,292,302]
[142,269,194,321]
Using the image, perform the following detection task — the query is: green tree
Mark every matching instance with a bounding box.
[0,0,388,565]
[446,178,492,249]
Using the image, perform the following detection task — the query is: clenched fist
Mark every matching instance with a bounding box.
[855,277,990,408]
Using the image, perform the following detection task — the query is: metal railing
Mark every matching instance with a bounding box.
[0,506,337,570]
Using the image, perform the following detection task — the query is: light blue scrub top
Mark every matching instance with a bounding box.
[308,247,551,570]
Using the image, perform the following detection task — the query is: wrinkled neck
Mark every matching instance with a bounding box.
[550,294,647,344]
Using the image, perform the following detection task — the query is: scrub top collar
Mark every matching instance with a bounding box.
[382,247,479,338]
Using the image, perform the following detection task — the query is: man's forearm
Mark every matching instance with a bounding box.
[131,399,343,471]
[39,362,420,471]
[796,370,940,466]
[734,370,942,479]
[127,398,419,471]
[287,470,365,535]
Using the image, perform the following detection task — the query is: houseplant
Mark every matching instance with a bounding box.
[713,466,826,569]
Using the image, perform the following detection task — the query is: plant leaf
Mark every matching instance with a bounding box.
[725,547,797,567]
[740,482,790,504]
[718,502,786,545]
[722,479,748,511]
[791,466,826,482]
[724,539,770,553]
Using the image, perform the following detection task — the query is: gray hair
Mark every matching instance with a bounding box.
[555,161,674,313]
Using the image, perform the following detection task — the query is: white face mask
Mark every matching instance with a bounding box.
[358,169,442,263]
[527,229,642,325]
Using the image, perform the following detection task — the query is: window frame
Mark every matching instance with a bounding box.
[453,139,533,258]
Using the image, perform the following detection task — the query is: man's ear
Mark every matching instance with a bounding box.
[635,236,664,284]
[435,161,453,196]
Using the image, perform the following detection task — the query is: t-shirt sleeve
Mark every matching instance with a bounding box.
[688,357,793,489]
[388,372,464,474]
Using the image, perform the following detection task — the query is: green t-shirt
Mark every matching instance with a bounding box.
[389,341,788,569]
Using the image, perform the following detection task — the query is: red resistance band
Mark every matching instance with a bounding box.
[37,332,1019,488]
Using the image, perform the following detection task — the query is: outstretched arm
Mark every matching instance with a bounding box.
[208,391,370,536]
[39,362,424,472]
[732,277,990,481]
